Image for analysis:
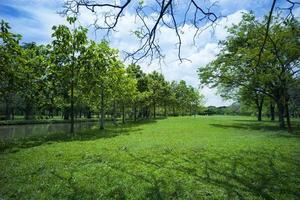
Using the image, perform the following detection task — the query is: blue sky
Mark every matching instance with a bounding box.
[1,0,299,106]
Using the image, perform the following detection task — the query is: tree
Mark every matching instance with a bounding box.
[109,61,137,124]
[80,40,120,129]
[0,20,22,120]
[186,85,204,116]
[289,80,300,118]
[237,86,265,121]
[148,71,166,118]
[126,64,151,120]
[176,80,191,115]
[18,43,50,119]
[199,13,300,129]
[51,17,88,134]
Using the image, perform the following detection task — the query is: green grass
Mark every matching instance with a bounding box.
[0,116,300,199]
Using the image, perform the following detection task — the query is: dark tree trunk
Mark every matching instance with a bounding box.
[257,107,262,121]
[145,107,150,119]
[255,97,264,121]
[144,107,148,119]
[285,102,291,131]
[87,111,92,119]
[63,107,70,120]
[5,98,11,120]
[164,103,167,117]
[277,101,285,129]
[113,99,117,125]
[70,77,74,135]
[270,102,275,121]
[133,104,137,122]
[49,107,54,118]
[11,107,14,120]
[100,87,104,130]
[142,107,146,119]
[122,103,125,124]
[24,102,34,120]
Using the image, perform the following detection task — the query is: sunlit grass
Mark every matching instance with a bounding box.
[1,116,300,199]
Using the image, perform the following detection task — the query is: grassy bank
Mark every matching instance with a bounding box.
[0,116,300,199]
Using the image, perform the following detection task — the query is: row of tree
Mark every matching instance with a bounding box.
[199,13,300,130]
[0,18,204,134]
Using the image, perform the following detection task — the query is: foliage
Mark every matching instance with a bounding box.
[199,13,300,129]
[0,20,203,131]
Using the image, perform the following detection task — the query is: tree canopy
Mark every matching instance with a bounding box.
[0,19,204,132]
[198,13,300,130]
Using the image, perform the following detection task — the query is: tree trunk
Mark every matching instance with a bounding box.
[134,104,137,122]
[257,106,262,121]
[122,103,125,124]
[63,107,70,120]
[24,102,34,120]
[255,97,264,121]
[285,102,291,131]
[277,101,285,129]
[11,107,14,120]
[100,87,104,130]
[270,102,275,121]
[153,103,156,119]
[164,102,167,117]
[5,97,11,120]
[113,99,117,125]
[87,110,92,119]
[70,80,74,135]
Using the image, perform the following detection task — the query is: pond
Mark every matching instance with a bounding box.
[0,121,99,139]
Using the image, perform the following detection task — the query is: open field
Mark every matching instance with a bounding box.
[1,116,300,199]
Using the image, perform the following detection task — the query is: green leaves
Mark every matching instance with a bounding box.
[198,13,300,127]
[67,16,77,24]
[1,18,204,122]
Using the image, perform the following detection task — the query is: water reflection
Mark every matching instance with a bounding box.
[0,121,99,139]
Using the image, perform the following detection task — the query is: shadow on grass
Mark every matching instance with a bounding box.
[210,120,300,136]
[0,119,157,153]
[233,119,265,123]
[40,148,300,199]
[1,142,300,199]
[93,149,300,199]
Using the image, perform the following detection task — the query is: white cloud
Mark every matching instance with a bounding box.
[106,10,245,106]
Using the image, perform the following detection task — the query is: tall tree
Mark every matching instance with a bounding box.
[80,41,120,129]
[199,13,300,129]
[127,64,151,120]
[19,43,50,119]
[148,71,166,118]
[0,20,22,120]
[51,17,88,135]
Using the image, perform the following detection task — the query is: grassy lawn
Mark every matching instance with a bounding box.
[0,116,300,199]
